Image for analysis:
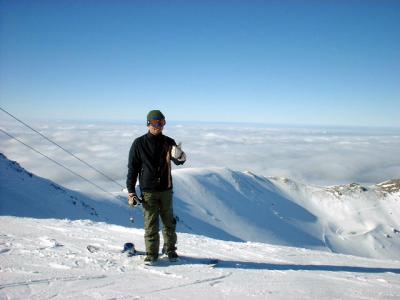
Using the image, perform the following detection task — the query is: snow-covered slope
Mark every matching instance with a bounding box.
[172,168,400,259]
[1,153,400,260]
[0,153,127,224]
[1,217,400,300]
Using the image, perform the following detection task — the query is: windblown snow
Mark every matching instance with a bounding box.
[1,153,400,299]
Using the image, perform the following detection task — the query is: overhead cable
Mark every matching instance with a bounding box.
[0,106,124,189]
[0,128,119,199]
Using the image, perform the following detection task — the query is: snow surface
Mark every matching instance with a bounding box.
[1,217,400,299]
[1,153,400,299]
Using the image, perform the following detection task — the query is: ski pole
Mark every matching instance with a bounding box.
[129,206,135,223]
[128,195,143,224]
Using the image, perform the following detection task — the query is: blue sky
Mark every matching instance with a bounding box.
[1,0,399,126]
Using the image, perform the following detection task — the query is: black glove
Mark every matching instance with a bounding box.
[128,193,140,207]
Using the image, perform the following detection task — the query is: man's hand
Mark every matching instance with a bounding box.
[171,142,186,162]
[128,193,140,207]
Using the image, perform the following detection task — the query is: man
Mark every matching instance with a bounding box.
[126,110,186,264]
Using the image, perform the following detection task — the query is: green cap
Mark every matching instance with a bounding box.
[147,110,165,121]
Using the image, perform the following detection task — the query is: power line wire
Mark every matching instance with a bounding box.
[0,106,124,189]
[0,128,119,199]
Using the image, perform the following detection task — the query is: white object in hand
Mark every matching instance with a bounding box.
[171,142,184,160]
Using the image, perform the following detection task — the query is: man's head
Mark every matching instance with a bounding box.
[147,110,165,135]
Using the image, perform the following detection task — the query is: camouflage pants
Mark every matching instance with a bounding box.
[142,190,177,256]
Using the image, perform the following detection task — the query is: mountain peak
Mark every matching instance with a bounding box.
[376,179,400,194]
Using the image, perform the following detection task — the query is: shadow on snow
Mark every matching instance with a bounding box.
[181,256,400,274]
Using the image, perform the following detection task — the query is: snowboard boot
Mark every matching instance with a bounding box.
[167,250,179,262]
[144,254,158,265]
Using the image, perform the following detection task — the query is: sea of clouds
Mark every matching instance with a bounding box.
[1,118,399,196]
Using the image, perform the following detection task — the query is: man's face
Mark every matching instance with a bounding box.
[148,118,165,135]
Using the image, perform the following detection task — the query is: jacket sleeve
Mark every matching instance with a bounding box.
[126,139,141,194]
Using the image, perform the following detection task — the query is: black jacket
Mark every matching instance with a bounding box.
[126,132,184,193]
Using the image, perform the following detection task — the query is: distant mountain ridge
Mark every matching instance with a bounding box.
[1,153,399,259]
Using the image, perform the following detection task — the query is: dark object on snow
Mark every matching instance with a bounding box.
[122,242,136,256]
[87,245,100,253]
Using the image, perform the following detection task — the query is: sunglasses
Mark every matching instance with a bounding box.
[148,118,166,128]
